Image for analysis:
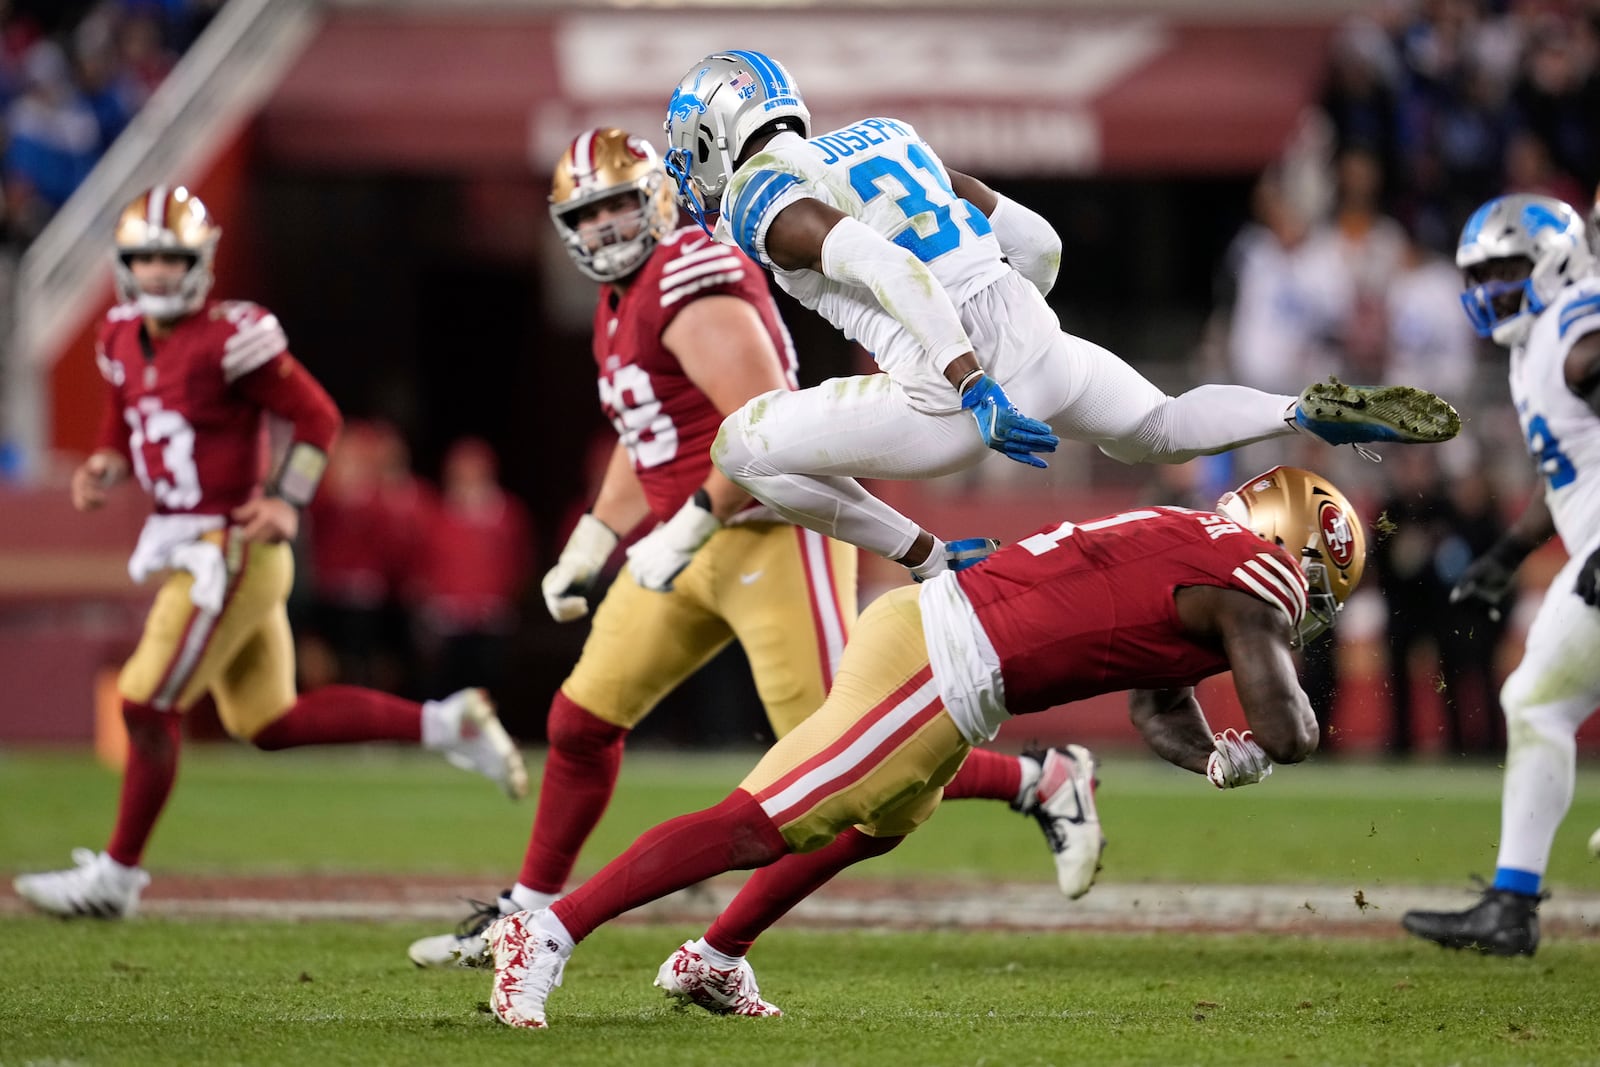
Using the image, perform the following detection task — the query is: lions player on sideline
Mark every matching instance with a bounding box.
[480,466,1367,1028]
[1403,194,1600,957]
[11,186,526,920]
[660,51,1459,582]
[406,130,1094,969]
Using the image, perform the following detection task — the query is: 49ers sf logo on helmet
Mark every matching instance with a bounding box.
[1318,500,1356,569]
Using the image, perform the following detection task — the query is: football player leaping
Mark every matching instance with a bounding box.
[406,129,1104,971]
[12,186,527,920]
[479,465,1366,1028]
[660,50,1460,582]
[1403,194,1600,957]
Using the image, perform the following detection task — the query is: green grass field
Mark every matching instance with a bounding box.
[3,746,1600,1065]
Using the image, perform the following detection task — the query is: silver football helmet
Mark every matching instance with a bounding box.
[663,50,810,230]
[1456,193,1593,347]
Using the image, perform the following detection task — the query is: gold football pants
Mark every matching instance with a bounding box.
[563,523,856,738]
[118,529,297,739]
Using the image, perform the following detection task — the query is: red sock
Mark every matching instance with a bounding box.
[106,701,182,867]
[250,685,421,749]
[706,827,903,957]
[517,692,627,894]
[941,747,1022,803]
[553,790,786,943]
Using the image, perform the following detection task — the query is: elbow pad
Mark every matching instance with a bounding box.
[818,215,973,374]
[989,194,1061,297]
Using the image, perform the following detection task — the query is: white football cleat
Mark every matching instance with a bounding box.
[1018,745,1105,899]
[654,941,783,1017]
[13,848,150,919]
[408,891,515,968]
[431,688,528,800]
[487,910,568,1029]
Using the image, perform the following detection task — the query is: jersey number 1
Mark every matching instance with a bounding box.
[847,143,992,263]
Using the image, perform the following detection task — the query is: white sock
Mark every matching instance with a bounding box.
[693,937,744,967]
[511,883,559,913]
[533,908,576,954]
[908,537,947,581]
[1014,754,1043,809]
[420,698,454,749]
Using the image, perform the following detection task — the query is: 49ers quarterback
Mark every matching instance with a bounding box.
[407,130,1083,972]
[11,186,528,921]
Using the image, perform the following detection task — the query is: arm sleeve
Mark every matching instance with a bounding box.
[234,354,343,452]
[819,215,974,375]
[988,193,1061,297]
[93,380,131,460]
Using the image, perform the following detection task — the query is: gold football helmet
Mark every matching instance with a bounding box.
[550,128,679,282]
[113,184,220,320]
[1215,465,1366,648]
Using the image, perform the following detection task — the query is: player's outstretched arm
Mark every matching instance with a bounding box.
[1128,686,1213,775]
[1215,594,1318,764]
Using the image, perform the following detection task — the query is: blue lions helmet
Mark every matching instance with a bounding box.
[663,50,810,232]
[1456,194,1593,347]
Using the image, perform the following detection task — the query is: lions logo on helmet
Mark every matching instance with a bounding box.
[1215,465,1366,649]
[113,185,220,320]
[550,128,679,283]
[1457,193,1594,348]
[662,50,810,231]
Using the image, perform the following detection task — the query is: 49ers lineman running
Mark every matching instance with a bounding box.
[482,466,1367,1028]
[407,129,1101,970]
[12,186,526,920]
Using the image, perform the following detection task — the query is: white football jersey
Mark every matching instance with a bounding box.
[715,121,1010,403]
[1513,275,1600,548]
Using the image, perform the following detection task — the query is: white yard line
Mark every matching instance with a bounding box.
[5,878,1598,935]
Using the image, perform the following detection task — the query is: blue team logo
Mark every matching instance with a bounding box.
[668,68,712,126]
[1521,201,1565,236]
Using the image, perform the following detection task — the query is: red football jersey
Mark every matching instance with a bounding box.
[956,506,1309,715]
[94,299,292,516]
[592,226,797,522]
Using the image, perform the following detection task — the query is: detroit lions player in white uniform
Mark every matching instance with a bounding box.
[656,50,1461,582]
[1403,194,1600,957]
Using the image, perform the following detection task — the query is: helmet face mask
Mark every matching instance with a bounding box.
[1214,466,1366,650]
[1456,194,1592,347]
[113,185,219,320]
[550,128,678,283]
[663,50,810,228]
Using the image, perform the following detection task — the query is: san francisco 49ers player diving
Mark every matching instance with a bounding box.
[12,186,527,920]
[479,465,1368,1028]
[404,129,1108,976]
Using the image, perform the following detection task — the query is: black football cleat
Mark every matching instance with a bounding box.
[1401,887,1542,957]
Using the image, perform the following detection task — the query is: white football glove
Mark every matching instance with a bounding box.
[626,494,721,592]
[1205,728,1273,789]
[541,513,618,622]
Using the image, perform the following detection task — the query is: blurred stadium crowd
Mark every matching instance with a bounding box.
[0,0,219,247]
[13,0,1600,755]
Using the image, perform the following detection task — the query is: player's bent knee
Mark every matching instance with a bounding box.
[547,691,627,753]
[1503,698,1581,752]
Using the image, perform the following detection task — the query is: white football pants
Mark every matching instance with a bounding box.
[1494,537,1600,877]
[714,271,1298,560]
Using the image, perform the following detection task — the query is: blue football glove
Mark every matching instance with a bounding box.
[960,375,1058,469]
